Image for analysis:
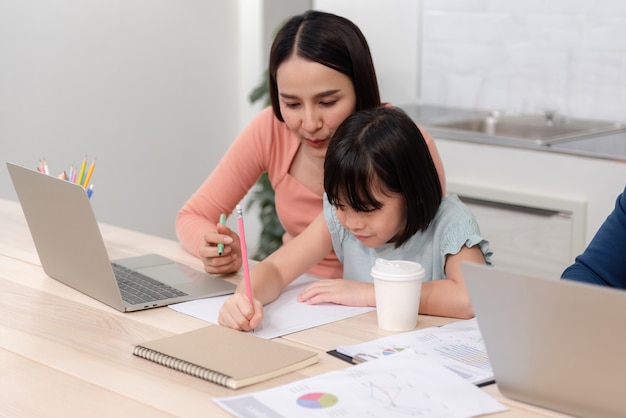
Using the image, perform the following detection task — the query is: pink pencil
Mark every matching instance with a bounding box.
[236,204,253,304]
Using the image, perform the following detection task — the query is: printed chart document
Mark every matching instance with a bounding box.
[337,318,494,386]
[214,350,506,418]
[169,275,374,339]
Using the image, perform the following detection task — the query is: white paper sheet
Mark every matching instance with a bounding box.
[337,318,494,385]
[169,275,375,339]
[214,350,506,418]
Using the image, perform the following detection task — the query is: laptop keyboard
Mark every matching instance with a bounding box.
[112,262,187,305]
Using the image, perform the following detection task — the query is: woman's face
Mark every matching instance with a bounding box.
[276,55,357,159]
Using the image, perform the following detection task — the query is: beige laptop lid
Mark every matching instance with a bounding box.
[462,262,626,418]
[7,162,235,312]
[8,162,128,310]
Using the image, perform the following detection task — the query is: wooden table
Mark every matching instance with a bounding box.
[0,199,570,417]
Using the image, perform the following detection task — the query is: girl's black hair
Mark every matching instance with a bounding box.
[324,107,442,247]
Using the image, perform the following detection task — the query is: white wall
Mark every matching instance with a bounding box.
[313,0,421,106]
[421,1,626,123]
[0,1,241,240]
[0,0,311,253]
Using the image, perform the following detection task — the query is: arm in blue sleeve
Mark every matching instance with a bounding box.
[561,185,626,288]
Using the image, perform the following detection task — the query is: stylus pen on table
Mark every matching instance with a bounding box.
[236,205,253,304]
[217,213,227,256]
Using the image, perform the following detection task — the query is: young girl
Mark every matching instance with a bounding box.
[219,107,491,330]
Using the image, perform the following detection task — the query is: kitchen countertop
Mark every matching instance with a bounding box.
[400,103,626,162]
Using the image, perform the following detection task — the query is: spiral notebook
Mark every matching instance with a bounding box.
[133,325,319,389]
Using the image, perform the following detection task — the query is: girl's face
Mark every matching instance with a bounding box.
[335,189,407,248]
[276,55,357,159]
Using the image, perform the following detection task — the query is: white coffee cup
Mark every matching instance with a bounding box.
[371,258,425,332]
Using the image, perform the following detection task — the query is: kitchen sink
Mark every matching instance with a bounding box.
[429,113,626,145]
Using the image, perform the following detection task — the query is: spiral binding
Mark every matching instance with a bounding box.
[133,346,231,387]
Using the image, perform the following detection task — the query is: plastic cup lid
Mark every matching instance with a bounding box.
[371,258,425,280]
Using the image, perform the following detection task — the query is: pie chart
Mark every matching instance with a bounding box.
[296,392,339,409]
[382,347,405,356]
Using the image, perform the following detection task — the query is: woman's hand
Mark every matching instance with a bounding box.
[297,279,376,307]
[218,292,264,331]
[198,223,242,275]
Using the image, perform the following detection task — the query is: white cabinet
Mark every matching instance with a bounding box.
[453,189,581,280]
[450,180,585,280]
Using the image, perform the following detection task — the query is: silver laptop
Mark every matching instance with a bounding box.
[462,262,626,418]
[7,162,236,312]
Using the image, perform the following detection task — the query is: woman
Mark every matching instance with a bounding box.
[176,10,446,278]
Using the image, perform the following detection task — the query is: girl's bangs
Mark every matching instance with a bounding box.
[327,162,384,212]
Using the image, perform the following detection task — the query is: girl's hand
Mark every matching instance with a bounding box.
[218,293,263,331]
[297,279,375,307]
[198,223,242,275]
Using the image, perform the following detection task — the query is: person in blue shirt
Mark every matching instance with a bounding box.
[561,185,626,288]
[218,107,492,331]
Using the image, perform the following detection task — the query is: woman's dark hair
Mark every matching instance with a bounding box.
[269,10,381,121]
[324,107,442,247]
